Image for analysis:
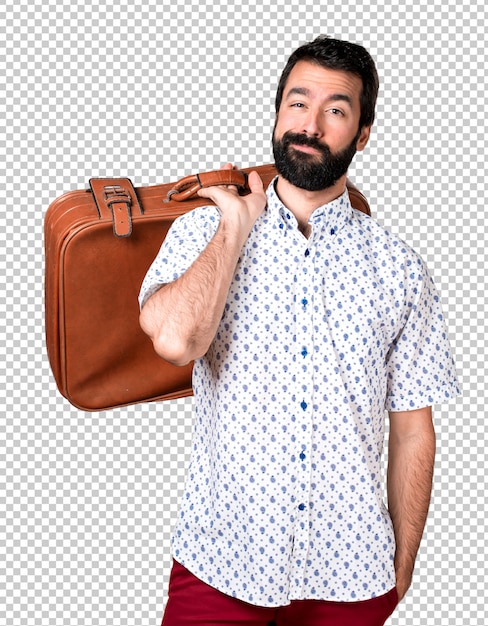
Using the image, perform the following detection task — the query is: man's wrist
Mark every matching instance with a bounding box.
[394,565,413,601]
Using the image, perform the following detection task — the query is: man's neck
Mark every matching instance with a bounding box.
[275,174,347,236]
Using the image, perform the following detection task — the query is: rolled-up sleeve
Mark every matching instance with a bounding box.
[385,260,461,411]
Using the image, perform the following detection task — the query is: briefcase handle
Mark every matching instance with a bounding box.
[166,166,371,217]
[167,169,249,202]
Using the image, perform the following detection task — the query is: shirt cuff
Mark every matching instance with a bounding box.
[385,380,462,411]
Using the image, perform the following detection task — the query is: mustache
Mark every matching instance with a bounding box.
[281,131,331,154]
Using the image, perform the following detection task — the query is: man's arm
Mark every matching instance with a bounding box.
[139,169,267,366]
[387,406,436,601]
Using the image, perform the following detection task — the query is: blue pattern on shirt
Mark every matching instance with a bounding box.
[139,180,460,607]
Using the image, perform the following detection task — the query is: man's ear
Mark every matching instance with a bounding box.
[356,125,371,152]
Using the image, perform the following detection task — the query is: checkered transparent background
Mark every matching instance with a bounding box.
[1,0,486,624]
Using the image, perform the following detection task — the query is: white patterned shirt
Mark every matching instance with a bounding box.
[139,180,460,607]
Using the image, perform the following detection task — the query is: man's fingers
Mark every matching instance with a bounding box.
[219,162,238,192]
[247,171,265,195]
[196,185,227,203]
[197,170,265,203]
[196,168,266,226]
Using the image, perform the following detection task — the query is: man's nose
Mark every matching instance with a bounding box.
[301,110,322,138]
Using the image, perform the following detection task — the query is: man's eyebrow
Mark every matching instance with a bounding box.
[285,86,312,98]
[326,93,353,106]
[285,87,353,107]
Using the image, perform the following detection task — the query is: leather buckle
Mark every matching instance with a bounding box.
[104,185,133,237]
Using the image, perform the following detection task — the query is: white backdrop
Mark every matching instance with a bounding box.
[1,1,486,624]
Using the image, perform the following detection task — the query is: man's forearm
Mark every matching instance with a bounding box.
[140,170,267,366]
[387,407,436,600]
[139,217,247,366]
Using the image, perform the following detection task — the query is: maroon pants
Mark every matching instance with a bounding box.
[161,560,399,626]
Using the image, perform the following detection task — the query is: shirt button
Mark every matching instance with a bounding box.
[298,503,306,511]
[304,249,310,257]
[299,451,306,461]
[300,401,307,411]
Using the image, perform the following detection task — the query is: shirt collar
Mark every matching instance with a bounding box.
[266,176,353,236]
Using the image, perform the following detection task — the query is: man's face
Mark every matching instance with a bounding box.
[273,61,371,192]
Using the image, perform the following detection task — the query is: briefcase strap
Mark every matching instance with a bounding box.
[90,177,143,238]
[167,169,249,202]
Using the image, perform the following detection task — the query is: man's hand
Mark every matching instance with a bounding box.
[197,162,267,236]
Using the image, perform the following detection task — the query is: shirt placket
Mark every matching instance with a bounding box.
[289,231,316,597]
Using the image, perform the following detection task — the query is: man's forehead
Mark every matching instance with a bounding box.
[283,60,362,103]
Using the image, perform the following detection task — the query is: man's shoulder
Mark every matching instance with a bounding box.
[169,204,222,237]
[349,208,425,266]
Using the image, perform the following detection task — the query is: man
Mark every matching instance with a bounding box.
[139,36,460,626]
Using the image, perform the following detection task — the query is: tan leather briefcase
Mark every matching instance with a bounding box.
[44,164,370,411]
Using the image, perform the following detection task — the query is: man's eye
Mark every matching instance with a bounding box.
[291,102,305,108]
[329,108,344,116]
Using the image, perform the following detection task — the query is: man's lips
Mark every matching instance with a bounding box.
[290,143,321,155]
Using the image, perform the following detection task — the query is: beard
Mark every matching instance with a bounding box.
[272,128,360,192]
